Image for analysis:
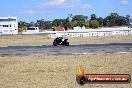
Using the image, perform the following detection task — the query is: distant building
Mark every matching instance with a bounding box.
[22,27,39,34]
[52,27,65,31]
[0,17,18,35]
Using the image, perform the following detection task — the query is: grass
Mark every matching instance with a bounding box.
[69,35,132,43]
[0,35,132,88]
[0,53,132,88]
[0,35,52,45]
[0,35,132,45]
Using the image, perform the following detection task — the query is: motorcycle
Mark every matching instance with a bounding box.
[53,37,69,46]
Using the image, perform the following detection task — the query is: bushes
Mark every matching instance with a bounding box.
[18,27,26,32]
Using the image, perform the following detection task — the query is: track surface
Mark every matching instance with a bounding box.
[0,43,132,55]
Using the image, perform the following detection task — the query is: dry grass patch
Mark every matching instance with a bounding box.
[0,35,132,45]
[69,35,132,43]
[0,35,52,45]
[0,53,132,88]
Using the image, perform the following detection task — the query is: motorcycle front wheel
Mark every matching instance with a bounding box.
[53,42,57,46]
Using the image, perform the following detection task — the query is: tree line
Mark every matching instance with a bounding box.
[18,13,131,32]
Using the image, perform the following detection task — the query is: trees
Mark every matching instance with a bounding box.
[116,16,126,26]
[103,13,128,27]
[75,21,85,27]
[63,18,71,29]
[89,20,99,29]
[52,19,63,27]
[52,19,68,27]
[36,19,45,30]
[67,14,73,22]
[110,13,119,17]
[97,17,104,27]
[52,18,70,30]
[18,21,28,32]
[72,15,86,22]
[84,16,89,22]
[27,22,35,27]
[43,21,52,29]
[70,21,77,28]
[18,13,131,30]
[71,15,87,28]
[126,15,130,26]
[90,14,97,21]
[85,22,89,28]
[18,21,28,28]
[35,19,52,30]
[89,14,99,28]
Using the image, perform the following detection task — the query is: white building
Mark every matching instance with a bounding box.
[0,17,18,35]
[22,27,39,34]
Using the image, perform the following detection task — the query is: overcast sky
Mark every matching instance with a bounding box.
[0,0,131,22]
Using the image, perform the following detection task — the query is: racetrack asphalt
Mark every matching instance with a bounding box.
[0,43,132,55]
